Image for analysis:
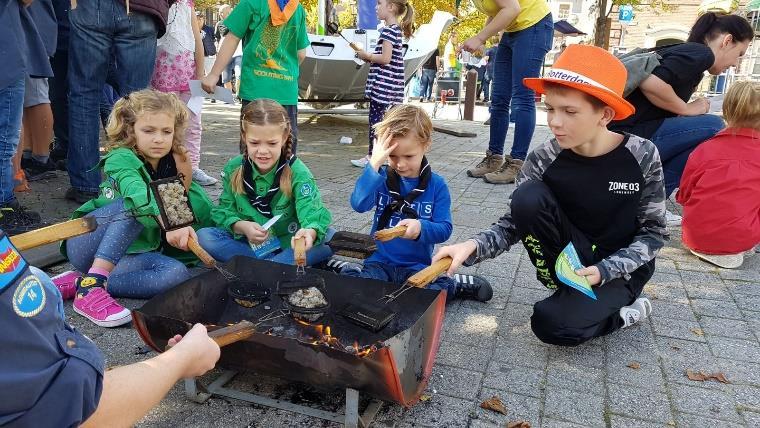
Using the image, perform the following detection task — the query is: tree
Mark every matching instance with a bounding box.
[592,0,676,48]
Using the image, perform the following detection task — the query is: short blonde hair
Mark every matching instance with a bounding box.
[373,104,433,148]
[105,89,188,161]
[723,81,760,129]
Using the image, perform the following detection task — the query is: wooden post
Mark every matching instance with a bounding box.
[464,69,477,121]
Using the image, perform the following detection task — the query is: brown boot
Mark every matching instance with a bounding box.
[484,157,524,184]
[467,150,504,178]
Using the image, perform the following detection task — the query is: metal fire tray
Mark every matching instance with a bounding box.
[132,256,446,409]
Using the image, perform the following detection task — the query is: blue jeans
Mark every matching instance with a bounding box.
[488,14,553,160]
[196,227,336,266]
[419,69,436,100]
[223,55,243,84]
[482,75,492,101]
[649,114,724,198]
[67,0,157,192]
[65,199,191,298]
[0,77,25,205]
[342,262,457,302]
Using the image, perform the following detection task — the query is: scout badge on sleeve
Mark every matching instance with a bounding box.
[555,242,597,300]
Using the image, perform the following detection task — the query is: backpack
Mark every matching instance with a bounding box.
[616,43,681,97]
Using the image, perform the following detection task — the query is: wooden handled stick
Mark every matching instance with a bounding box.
[10,217,98,251]
[166,320,256,350]
[187,236,217,268]
[373,225,408,242]
[406,257,453,288]
[293,236,306,267]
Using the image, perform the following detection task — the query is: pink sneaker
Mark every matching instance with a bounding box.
[51,271,80,300]
[73,287,132,327]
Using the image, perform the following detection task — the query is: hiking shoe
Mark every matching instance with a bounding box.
[65,187,99,204]
[665,210,682,227]
[0,202,43,235]
[21,157,57,181]
[52,270,80,300]
[620,297,652,328]
[73,283,131,327]
[484,157,524,184]
[192,168,218,186]
[454,273,493,302]
[467,150,503,178]
[351,156,370,168]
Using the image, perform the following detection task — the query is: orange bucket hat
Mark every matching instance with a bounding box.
[523,44,635,120]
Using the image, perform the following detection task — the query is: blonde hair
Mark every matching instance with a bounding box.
[105,89,188,161]
[387,0,415,39]
[231,99,294,197]
[374,104,432,147]
[723,81,760,130]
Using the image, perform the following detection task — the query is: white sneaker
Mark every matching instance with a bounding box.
[350,156,370,168]
[620,297,652,328]
[192,168,218,186]
[665,210,682,227]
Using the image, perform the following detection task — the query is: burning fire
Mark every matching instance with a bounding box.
[295,320,378,357]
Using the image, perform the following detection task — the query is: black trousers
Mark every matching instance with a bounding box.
[511,180,655,346]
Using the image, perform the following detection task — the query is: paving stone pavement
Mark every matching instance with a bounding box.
[20,101,760,427]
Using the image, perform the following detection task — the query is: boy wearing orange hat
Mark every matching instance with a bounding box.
[434,45,668,346]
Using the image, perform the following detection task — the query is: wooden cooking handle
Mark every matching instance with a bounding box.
[208,320,256,347]
[373,225,408,242]
[293,236,307,266]
[10,217,98,251]
[187,235,217,268]
[406,257,453,288]
[349,42,360,51]
[166,321,256,350]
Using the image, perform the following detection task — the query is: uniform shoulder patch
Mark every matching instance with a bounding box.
[13,275,46,318]
[0,236,28,291]
[299,183,313,197]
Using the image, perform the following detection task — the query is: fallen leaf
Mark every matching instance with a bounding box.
[419,394,432,402]
[507,421,531,428]
[480,396,507,415]
[690,328,705,336]
[686,369,731,384]
[627,361,641,370]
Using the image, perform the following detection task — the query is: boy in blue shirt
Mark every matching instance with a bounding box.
[343,105,493,302]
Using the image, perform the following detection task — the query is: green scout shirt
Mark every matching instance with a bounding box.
[213,156,332,249]
[63,148,215,265]
[223,0,309,105]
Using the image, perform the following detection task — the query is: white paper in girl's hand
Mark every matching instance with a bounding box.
[186,96,204,115]
[261,214,282,231]
[189,80,234,104]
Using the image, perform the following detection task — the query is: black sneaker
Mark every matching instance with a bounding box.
[21,157,57,181]
[0,203,44,235]
[454,273,493,302]
[65,187,99,204]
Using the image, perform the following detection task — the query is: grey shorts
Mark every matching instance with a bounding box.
[23,76,50,107]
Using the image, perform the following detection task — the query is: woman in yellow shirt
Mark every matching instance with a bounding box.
[463,0,553,185]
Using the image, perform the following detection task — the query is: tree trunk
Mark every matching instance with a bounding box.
[594,0,609,47]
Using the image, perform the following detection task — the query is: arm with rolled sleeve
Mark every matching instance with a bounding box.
[595,139,668,284]
[417,178,452,244]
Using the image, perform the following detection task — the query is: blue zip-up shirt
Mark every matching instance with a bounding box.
[350,165,453,271]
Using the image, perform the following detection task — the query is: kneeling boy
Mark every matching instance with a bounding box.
[435,45,667,345]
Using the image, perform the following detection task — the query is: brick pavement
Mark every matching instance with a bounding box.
[19,101,760,427]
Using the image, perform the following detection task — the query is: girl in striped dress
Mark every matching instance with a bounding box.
[350,0,414,167]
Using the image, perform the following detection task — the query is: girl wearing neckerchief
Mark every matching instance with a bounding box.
[197,99,333,266]
[342,105,493,302]
[61,90,215,328]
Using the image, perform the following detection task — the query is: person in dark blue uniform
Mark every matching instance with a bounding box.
[0,228,220,427]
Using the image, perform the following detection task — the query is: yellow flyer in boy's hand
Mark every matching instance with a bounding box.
[555,242,597,300]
